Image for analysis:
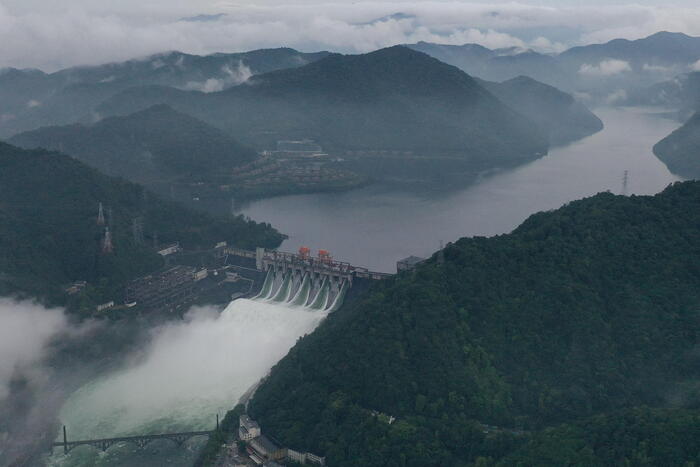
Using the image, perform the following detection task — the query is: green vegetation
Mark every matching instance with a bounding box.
[248,181,700,466]
[0,142,284,307]
[10,104,256,183]
[500,407,700,466]
[653,112,700,179]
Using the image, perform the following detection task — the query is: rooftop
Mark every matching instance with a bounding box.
[398,255,425,265]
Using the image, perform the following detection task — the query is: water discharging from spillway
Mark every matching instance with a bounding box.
[46,292,331,466]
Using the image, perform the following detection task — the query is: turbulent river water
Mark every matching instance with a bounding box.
[44,106,681,466]
[45,300,327,466]
[240,107,683,272]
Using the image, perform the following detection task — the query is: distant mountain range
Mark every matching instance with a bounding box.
[408,32,700,101]
[628,71,700,118]
[0,48,329,137]
[9,104,256,187]
[92,46,551,183]
[653,112,700,179]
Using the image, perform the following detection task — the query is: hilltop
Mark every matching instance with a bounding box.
[10,104,256,185]
[248,181,700,466]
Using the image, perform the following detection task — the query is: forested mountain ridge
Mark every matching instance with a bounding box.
[476,75,603,145]
[409,32,700,102]
[95,46,549,182]
[0,142,284,304]
[248,181,700,466]
[9,104,256,184]
[653,112,700,179]
[0,48,329,138]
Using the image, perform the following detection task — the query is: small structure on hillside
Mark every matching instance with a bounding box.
[239,414,261,441]
[396,255,425,272]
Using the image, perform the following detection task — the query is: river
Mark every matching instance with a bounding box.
[239,107,683,272]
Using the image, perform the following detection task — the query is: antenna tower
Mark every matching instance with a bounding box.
[102,227,114,254]
[97,202,105,226]
[622,170,629,196]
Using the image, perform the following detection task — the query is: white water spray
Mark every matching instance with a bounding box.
[48,296,329,465]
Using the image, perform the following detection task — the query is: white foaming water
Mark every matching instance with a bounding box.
[48,298,326,465]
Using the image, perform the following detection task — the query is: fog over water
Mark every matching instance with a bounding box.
[240,107,683,272]
[46,299,327,466]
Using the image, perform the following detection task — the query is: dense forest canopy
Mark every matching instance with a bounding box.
[249,181,700,466]
[0,142,284,302]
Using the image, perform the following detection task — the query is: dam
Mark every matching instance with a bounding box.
[225,246,392,311]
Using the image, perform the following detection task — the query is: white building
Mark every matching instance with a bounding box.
[239,414,261,441]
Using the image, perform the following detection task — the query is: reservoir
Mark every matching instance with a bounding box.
[240,107,683,272]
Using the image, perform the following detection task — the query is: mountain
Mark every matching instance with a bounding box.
[0,142,284,304]
[409,32,700,102]
[476,76,603,145]
[0,48,330,138]
[653,113,700,179]
[9,104,256,186]
[407,42,565,87]
[96,46,549,183]
[560,32,700,69]
[248,181,700,466]
[628,71,700,118]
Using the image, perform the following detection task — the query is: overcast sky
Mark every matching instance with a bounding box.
[2,0,700,71]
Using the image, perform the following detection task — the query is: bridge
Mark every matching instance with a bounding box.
[52,418,217,454]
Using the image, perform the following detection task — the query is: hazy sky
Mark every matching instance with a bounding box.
[1,1,700,71]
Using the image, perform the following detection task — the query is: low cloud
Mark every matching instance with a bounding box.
[183,61,253,93]
[579,59,632,76]
[0,299,68,400]
[606,89,628,104]
[642,63,675,73]
[1,2,700,72]
[691,60,700,71]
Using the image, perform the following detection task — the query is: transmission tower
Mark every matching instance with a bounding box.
[132,217,144,245]
[97,202,105,226]
[622,170,629,196]
[102,227,114,254]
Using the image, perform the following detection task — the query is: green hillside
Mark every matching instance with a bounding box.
[653,112,700,179]
[248,181,700,466]
[10,104,256,184]
[0,142,283,303]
